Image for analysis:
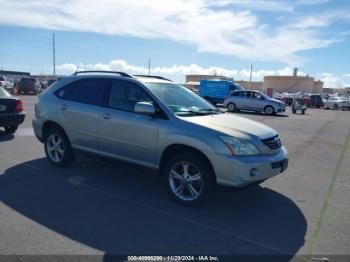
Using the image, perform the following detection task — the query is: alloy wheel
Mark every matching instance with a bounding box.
[169,161,203,201]
[46,134,64,162]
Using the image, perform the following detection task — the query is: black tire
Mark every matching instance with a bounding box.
[264,105,275,115]
[333,104,338,110]
[292,109,296,114]
[302,110,305,115]
[4,125,18,134]
[227,102,236,112]
[162,152,215,206]
[44,126,74,166]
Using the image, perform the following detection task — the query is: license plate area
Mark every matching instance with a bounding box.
[0,105,6,112]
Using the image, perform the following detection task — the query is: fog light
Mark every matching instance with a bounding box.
[250,168,258,177]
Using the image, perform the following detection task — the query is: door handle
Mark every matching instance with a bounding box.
[102,113,111,119]
[60,104,68,110]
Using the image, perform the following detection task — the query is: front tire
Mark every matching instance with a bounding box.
[44,127,74,166]
[163,152,215,206]
[264,106,275,115]
[4,125,18,134]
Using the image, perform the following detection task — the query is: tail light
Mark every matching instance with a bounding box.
[15,99,24,112]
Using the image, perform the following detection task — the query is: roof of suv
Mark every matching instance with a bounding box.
[71,71,173,84]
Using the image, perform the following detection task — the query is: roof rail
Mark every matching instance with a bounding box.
[73,71,132,78]
[133,75,173,82]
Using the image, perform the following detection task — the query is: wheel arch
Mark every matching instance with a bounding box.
[42,120,70,143]
[159,144,216,183]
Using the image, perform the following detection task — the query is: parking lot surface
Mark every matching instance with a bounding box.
[1,95,349,257]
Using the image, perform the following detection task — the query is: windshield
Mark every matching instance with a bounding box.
[144,82,219,116]
[232,82,245,91]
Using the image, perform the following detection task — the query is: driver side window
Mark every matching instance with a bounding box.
[108,80,153,112]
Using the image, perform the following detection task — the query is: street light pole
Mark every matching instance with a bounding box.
[53,33,56,76]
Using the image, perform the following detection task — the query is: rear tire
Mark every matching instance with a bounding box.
[162,152,215,206]
[333,104,339,110]
[4,125,18,134]
[44,126,74,166]
[227,103,236,112]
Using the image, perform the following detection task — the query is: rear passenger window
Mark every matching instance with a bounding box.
[56,81,80,101]
[108,80,152,112]
[77,78,108,106]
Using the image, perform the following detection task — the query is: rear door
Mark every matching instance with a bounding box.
[99,80,158,167]
[55,78,108,150]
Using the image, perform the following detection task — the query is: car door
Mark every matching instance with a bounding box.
[239,91,253,110]
[231,91,245,109]
[251,92,266,111]
[55,78,108,150]
[99,79,158,168]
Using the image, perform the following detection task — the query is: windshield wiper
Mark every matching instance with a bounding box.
[198,108,219,113]
[175,108,219,115]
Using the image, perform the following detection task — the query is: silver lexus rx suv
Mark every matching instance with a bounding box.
[33,71,288,205]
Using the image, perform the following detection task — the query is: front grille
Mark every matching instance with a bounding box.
[271,160,283,169]
[262,135,282,150]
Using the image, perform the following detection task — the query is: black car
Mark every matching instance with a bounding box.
[309,94,324,108]
[18,77,41,95]
[0,88,25,134]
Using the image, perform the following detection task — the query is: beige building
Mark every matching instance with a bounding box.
[236,80,263,91]
[263,75,323,93]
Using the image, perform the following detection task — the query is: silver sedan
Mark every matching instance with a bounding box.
[223,90,286,115]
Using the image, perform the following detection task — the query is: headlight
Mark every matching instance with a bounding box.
[219,136,260,156]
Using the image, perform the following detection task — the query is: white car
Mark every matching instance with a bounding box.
[0,76,13,92]
[323,96,350,110]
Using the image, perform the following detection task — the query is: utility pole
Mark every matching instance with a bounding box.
[148,58,151,76]
[53,33,56,76]
[249,64,253,89]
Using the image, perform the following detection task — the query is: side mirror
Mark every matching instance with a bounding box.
[134,102,156,116]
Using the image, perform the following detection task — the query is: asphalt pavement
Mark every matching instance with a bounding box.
[0,95,349,259]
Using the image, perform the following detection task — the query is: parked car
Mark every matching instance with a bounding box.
[18,77,42,94]
[0,87,25,134]
[223,90,286,115]
[309,94,324,108]
[33,71,288,205]
[199,79,244,104]
[0,76,13,92]
[323,96,350,110]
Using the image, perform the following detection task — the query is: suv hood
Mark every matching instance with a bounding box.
[182,113,277,140]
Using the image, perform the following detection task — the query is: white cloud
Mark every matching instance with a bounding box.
[321,73,349,89]
[293,11,350,29]
[296,0,331,5]
[56,59,309,82]
[0,0,341,65]
[207,0,294,12]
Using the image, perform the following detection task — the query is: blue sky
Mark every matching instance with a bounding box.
[0,0,349,88]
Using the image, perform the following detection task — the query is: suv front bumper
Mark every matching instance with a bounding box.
[211,146,288,187]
